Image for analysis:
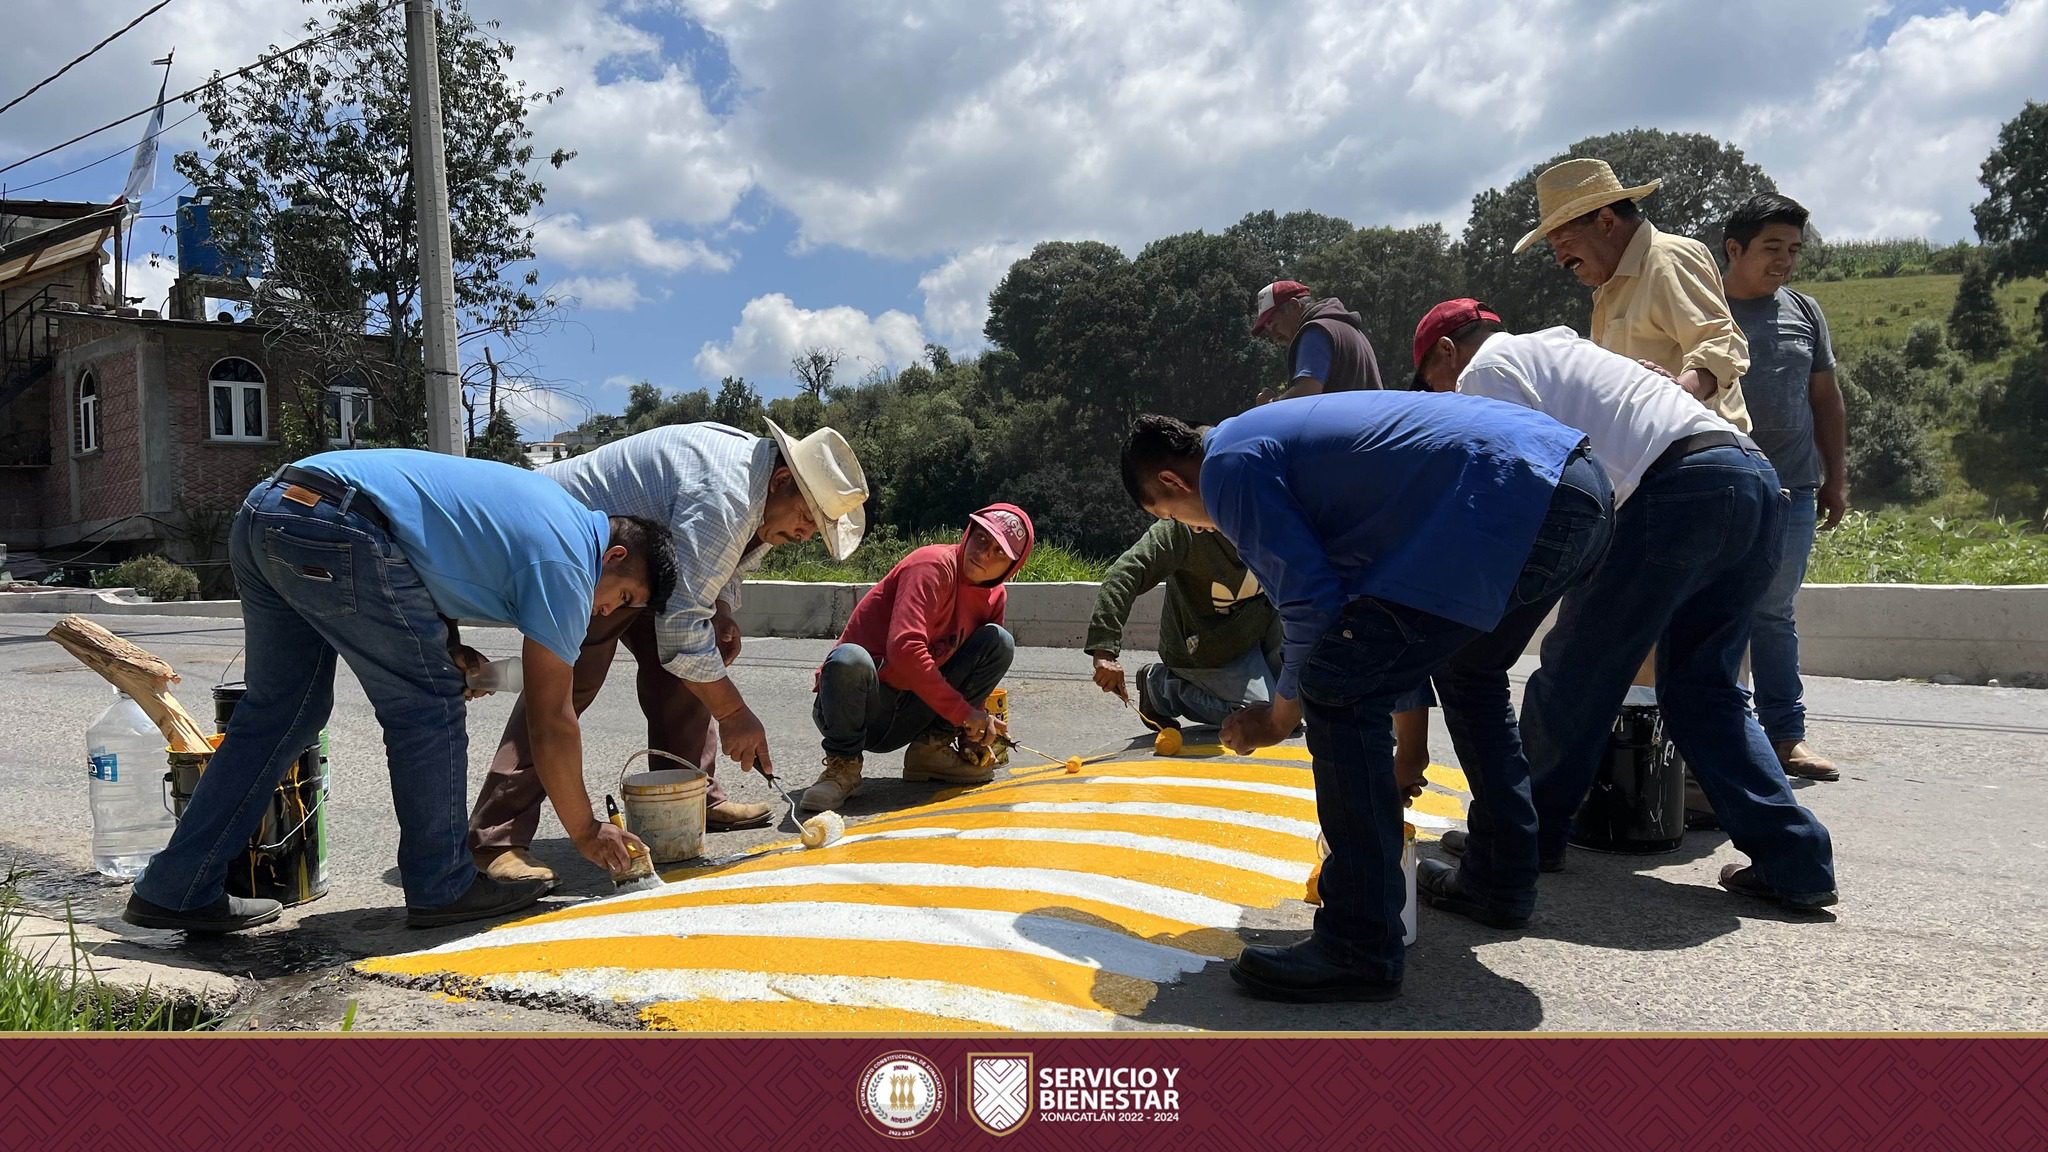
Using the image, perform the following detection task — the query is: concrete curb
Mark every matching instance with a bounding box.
[2,579,2041,683]
[2,910,242,1014]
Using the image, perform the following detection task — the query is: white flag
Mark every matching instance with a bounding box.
[121,64,171,208]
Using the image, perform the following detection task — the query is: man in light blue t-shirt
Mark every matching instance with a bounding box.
[1723,193,1849,783]
[127,450,678,936]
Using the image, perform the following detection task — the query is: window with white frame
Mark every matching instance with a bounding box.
[208,357,267,441]
[74,371,100,455]
[323,375,374,446]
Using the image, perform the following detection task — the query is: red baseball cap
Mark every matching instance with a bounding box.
[1410,298,1504,388]
[968,507,1030,561]
[1251,280,1312,335]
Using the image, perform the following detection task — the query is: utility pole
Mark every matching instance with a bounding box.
[405,0,463,455]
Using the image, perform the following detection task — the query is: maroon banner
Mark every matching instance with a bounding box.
[2,1036,2044,1150]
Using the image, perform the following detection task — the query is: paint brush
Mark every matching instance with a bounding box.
[605,794,664,895]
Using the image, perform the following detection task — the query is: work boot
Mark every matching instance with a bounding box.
[1774,740,1840,782]
[1438,829,1564,873]
[802,754,864,812]
[903,732,996,785]
[1229,934,1401,1003]
[476,846,556,884]
[406,873,550,929]
[707,799,774,830]
[1416,858,1531,929]
[123,892,282,935]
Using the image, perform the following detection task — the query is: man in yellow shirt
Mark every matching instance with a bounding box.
[1516,158,1751,432]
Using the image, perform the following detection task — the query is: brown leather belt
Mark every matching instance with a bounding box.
[270,465,392,533]
[1647,429,1759,475]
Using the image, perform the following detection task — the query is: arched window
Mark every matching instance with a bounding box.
[323,372,374,446]
[208,357,266,441]
[74,371,100,455]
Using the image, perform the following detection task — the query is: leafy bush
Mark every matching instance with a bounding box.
[95,555,201,602]
[1902,321,1945,369]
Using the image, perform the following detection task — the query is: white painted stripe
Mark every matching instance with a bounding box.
[414,904,1215,983]
[1032,774,1320,802]
[1406,810,1460,830]
[567,863,1244,928]
[477,967,1121,1032]
[991,800,1323,842]
[835,826,1312,884]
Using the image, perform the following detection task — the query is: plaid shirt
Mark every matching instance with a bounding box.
[542,423,772,682]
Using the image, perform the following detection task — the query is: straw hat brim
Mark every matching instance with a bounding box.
[1513,178,1661,255]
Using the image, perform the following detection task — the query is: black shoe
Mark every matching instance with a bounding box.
[1228,934,1402,1003]
[1134,664,1179,732]
[1438,829,1565,873]
[1416,858,1531,929]
[1717,864,1837,911]
[123,892,282,934]
[1685,809,1721,831]
[406,873,551,929]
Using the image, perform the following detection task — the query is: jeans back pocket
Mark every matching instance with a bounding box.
[262,525,360,618]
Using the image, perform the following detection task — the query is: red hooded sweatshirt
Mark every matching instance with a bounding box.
[830,502,1035,725]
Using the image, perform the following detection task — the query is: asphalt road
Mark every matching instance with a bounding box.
[2,611,2044,1032]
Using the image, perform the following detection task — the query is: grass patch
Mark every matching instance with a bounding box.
[1808,512,2048,585]
[0,875,219,1032]
[756,526,1110,583]
[1802,272,2044,364]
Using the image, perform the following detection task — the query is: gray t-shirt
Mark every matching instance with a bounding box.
[1728,288,1834,488]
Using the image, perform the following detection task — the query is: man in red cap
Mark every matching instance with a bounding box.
[1410,300,1837,922]
[1250,280,1385,401]
[803,503,1034,810]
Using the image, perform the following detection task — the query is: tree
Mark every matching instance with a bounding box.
[1902,321,1946,370]
[1838,354,1941,504]
[1298,225,1469,385]
[1460,128,1777,333]
[790,346,841,400]
[711,376,763,431]
[1972,101,2048,281]
[1949,258,2012,362]
[984,240,1132,375]
[1224,209,1355,278]
[175,0,571,450]
[468,406,530,468]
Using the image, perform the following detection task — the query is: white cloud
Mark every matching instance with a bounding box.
[496,385,592,440]
[532,214,733,272]
[1740,0,2048,240]
[550,273,654,312]
[694,293,928,385]
[918,242,1033,351]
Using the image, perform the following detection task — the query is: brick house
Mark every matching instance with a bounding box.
[2,199,382,586]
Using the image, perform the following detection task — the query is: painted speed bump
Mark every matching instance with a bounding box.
[359,749,1472,1031]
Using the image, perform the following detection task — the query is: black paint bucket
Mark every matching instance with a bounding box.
[164,684,332,907]
[1568,702,1687,855]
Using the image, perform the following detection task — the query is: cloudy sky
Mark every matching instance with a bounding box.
[3,0,2043,434]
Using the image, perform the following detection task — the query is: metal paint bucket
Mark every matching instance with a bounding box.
[986,689,1009,765]
[166,732,330,907]
[1569,702,1687,855]
[620,750,708,864]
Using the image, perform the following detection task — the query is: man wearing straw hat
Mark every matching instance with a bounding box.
[467,421,868,884]
[1516,157,1752,433]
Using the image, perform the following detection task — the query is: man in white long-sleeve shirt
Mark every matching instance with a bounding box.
[468,420,868,883]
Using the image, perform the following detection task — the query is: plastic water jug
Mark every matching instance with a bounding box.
[87,690,177,879]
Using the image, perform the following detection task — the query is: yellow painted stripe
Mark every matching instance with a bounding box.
[360,934,1157,1014]
[1409,788,1465,823]
[899,779,1317,823]
[640,999,1006,1033]
[521,881,1239,956]
[990,758,1312,788]
[1426,763,1470,792]
[847,810,1315,868]
[684,837,1301,907]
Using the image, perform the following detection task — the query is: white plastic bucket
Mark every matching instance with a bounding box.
[620,752,708,863]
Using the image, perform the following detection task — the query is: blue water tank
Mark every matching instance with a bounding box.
[175,192,260,279]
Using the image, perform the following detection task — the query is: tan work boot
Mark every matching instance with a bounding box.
[477,846,556,885]
[1774,740,1840,782]
[802,754,864,812]
[903,733,995,785]
[706,798,773,830]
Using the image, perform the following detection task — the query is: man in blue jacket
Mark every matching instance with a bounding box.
[1120,395,1613,1001]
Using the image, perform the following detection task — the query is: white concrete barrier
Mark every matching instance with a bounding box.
[6,578,2043,684]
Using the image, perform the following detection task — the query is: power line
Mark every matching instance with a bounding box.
[0,0,405,180]
[0,105,203,195]
[0,0,181,120]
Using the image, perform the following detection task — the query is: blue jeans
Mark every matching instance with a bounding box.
[1300,450,1613,977]
[1751,486,1817,744]
[1142,645,1279,726]
[814,624,1016,757]
[1526,447,1836,898]
[135,478,475,912]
